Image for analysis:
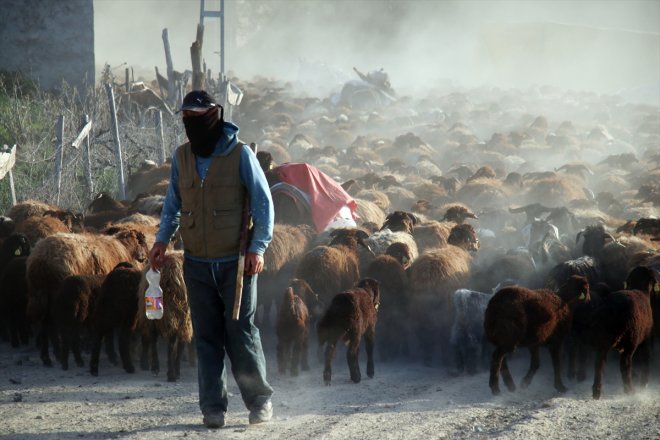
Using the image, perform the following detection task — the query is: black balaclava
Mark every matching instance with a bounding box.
[183,106,222,158]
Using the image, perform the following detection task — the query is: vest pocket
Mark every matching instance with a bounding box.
[180,210,195,229]
[212,209,242,229]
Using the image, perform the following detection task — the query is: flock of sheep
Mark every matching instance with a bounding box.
[0,76,658,402]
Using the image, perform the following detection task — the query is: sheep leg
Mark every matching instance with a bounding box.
[592,349,608,399]
[149,327,160,376]
[291,335,302,377]
[105,329,118,366]
[620,350,634,395]
[567,338,577,380]
[549,344,567,393]
[71,326,84,368]
[59,326,71,371]
[501,356,516,392]
[166,336,180,382]
[38,324,53,367]
[323,342,337,385]
[139,333,150,371]
[365,327,375,379]
[301,334,310,371]
[489,347,505,395]
[276,338,289,374]
[577,342,589,382]
[118,327,135,374]
[521,346,540,389]
[89,330,107,376]
[347,340,362,383]
[636,341,650,388]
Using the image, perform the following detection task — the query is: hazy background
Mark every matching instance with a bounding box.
[94,0,660,100]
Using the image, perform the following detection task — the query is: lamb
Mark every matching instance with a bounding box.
[364,242,412,360]
[484,275,590,395]
[295,228,373,305]
[136,251,193,382]
[585,266,657,399]
[276,279,321,376]
[89,262,142,377]
[380,211,418,233]
[317,278,380,385]
[26,229,149,366]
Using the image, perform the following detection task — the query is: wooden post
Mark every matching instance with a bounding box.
[105,84,126,200]
[155,110,166,165]
[162,28,176,106]
[54,115,64,205]
[81,114,94,197]
[155,66,165,99]
[191,23,205,90]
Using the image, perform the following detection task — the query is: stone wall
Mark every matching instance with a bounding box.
[0,0,94,91]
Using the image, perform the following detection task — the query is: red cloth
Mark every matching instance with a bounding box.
[272,162,357,232]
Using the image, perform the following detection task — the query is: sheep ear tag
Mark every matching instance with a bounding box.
[14,248,21,256]
[654,284,660,293]
[624,281,627,289]
[578,292,586,301]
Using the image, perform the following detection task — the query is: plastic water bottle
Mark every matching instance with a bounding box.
[145,268,164,320]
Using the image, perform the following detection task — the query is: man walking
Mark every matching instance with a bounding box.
[148,90,274,429]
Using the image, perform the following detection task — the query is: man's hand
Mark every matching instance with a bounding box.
[244,252,264,275]
[148,242,168,271]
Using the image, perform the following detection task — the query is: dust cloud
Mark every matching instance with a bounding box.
[94,0,659,101]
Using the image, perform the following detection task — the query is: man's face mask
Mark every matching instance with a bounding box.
[183,106,222,158]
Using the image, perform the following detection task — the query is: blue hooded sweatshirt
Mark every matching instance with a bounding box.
[155,121,274,261]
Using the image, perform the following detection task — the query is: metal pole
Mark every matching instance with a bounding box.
[81,114,94,197]
[105,84,126,200]
[221,0,225,75]
[54,115,64,205]
[155,110,166,165]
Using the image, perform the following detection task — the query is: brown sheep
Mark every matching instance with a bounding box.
[317,278,380,385]
[26,229,149,366]
[407,224,479,366]
[136,251,193,382]
[89,262,141,377]
[380,211,418,233]
[441,203,478,224]
[0,234,31,347]
[276,279,321,376]
[585,266,657,399]
[364,242,412,360]
[14,215,73,247]
[354,199,386,226]
[484,275,590,395]
[51,274,105,370]
[126,162,171,200]
[6,200,58,225]
[259,224,316,326]
[412,220,451,253]
[295,228,373,305]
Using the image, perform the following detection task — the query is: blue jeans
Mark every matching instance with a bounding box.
[183,258,273,416]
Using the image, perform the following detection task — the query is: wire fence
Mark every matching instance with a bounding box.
[0,70,186,214]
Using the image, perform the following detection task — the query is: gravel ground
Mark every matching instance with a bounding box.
[1,334,659,440]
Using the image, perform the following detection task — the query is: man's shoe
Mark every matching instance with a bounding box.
[249,400,273,424]
[203,413,225,429]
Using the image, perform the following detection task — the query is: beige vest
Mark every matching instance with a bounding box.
[175,142,246,258]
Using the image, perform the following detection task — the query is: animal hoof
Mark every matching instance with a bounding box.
[324,381,331,386]
[520,380,530,390]
[577,373,587,383]
[556,385,568,393]
[491,388,500,396]
[124,365,135,374]
[592,386,601,400]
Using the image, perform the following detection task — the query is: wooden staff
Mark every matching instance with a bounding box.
[232,142,257,320]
